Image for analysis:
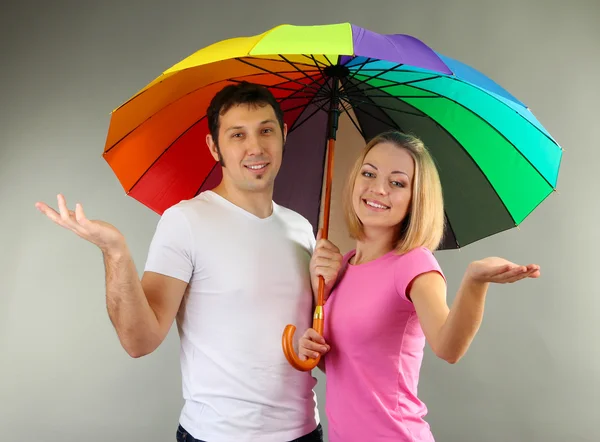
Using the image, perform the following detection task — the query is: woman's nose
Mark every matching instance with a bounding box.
[370,178,388,195]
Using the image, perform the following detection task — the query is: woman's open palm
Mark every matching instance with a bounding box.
[467,257,541,284]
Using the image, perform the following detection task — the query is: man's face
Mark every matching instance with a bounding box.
[206,103,286,195]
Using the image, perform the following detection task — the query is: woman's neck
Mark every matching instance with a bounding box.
[352,229,396,265]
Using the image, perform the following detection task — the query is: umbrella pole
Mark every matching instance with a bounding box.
[282,79,340,371]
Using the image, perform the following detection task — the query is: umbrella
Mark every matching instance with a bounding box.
[103,23,562,371]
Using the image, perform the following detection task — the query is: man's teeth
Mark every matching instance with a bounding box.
[247,164,267,170]
[366,200,388,209]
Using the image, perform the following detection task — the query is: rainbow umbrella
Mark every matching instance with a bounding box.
[103,23,562,371]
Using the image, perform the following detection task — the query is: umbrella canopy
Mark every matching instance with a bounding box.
[103,22,562,371]
[103,22,562,250]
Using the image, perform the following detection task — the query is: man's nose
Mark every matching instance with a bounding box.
[245,134,265,155]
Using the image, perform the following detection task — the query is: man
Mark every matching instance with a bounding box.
[35,82,342,442]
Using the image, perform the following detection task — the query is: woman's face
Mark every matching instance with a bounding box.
[352,142,415,236]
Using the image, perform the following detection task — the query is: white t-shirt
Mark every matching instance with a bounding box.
[144,190,319,442]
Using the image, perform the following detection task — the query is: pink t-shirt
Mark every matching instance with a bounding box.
[323,246,445,442]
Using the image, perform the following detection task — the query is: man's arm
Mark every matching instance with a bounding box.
[104,243,187,358]
[35,194,189,358]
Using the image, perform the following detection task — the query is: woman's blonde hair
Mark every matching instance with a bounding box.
[342,130,445,254]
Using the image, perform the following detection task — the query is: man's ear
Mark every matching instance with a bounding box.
[282,122,288,144]
[206,134,220,162]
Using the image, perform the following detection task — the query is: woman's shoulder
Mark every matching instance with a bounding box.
[393,246,437,262]
[393,246,444,276]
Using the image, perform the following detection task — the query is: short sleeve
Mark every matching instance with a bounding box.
[301,218,317,254]
[394,247,446,303]
[143,206,194,283]
[308,225,317,255]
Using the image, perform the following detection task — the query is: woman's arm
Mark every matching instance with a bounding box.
[410,258,540,364]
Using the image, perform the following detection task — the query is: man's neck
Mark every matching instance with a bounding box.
[211,182,274,219]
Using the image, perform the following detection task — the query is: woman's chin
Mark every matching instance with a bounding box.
[360,221,397,233]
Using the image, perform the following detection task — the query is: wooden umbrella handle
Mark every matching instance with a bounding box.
[282,135,336,371]
[282,276,325,371]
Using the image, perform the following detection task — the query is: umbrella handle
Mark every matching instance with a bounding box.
[282,126,338,371]
[281,276,325,372]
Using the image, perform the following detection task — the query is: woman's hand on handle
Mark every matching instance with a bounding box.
[299,328,330,361]
[310,230,343,303]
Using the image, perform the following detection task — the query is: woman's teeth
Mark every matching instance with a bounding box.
[365,200,389,209]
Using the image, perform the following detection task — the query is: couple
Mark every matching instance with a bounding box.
[36,82,540,442]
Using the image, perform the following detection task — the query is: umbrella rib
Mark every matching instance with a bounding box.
[130,90,328,199]
[277,76,328,109]
[288,95,331,134]
[124,80,327,197]
[341,57,374,80]
[338,98,366,139]
[322,54,335,66]
[304,54,328,79]
[302,54,330,68]
[396,82,559,189]
[268,57,331,107]
[349,94,440,99]
[236,58,323,93]
[348,74,559,189]
[193,162,219,197]
[344,74,443,96]
[281,97,328,115]
[279,55,324,84]
[351,80,519,226]
[243,55,319,69]
[105,69,322,155]
[125,116,209,195]
[350,67,561,152]
[228,77,320,94]
[344,91,405,133]
[342,63,404,96]
[344,96,427,118]
[442,209,460,249]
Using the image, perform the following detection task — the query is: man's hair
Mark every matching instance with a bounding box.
[206,82,285,165]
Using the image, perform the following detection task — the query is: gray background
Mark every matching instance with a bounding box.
[2,0,599,440]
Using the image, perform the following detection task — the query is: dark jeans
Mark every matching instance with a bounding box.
[176,423,323,442]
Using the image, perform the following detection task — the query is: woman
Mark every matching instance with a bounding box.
[300,131,540,442]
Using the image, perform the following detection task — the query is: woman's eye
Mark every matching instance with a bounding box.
[362,171,374,178]
[391,181,405,188]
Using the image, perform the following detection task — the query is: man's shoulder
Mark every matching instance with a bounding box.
[163,192,216,217]
[274,203,314,232]
[154,193,220,237]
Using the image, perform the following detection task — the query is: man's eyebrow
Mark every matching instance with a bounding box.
[224,120,278,132]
